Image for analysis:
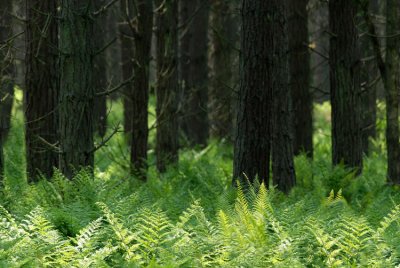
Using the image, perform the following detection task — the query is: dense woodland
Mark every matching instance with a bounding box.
[1,0,400,267]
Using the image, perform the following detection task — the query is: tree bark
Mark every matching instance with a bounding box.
[288,0,313,158]
[129,0,153,179]
[271,0,296,193]
[155,0,179,172]
[360,0,379,155]
[25,0,59,181]
[233,0,272,186]
[59,0,95,178]
[93,0,108,138]
[385,0,400,184]
[329,0,362,172]
[208,0,236,140]
[0,0,14,178]
[179,0,210,147]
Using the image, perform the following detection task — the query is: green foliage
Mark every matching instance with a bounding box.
[1,100,400,267]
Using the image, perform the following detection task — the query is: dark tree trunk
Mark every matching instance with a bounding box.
[385,0,400,184]
[155,0,179,172]
[271,0,296,193]
[329,0,362,171]
[233,0,295,193]
[119,0,134,137]
[0,0,14,178]
[93,0,108,138]
[208,0,236,140]
[179,0,210,147]
[105,0,122,100]
[288,0,313,158]
[25,0,59,181]
[360,0,379,155]
[233,0,272,185]
[129,0,153,179]
[59,0,95,178]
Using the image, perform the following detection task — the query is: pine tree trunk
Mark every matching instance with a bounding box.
[179,0,210,147]
[271,0,296,193]
[360,0,379,155]
[59,0,95,178]
[233,0,272,185]
[25,0,59,181]
[0,0,14,177]
[119,0,134,138]
[93,0,108,138]
[385,0,400,184]
[130,0,153,179]
[208,0,236,140]
[155,0,179,173]
[288,0,313,158]
[329,0,362,171]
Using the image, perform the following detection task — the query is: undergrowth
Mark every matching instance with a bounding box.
[1,97,399,267]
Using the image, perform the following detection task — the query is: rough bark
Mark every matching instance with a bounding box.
[155,0,179,172]
[129,0,153,178]
[93,0,108,138]
[25,0,59,181]
[233,0,272,186]
[385,0,400,184]
[360,0,379,155]
[59,0,95,178]
[271,0,296,193]
[329,0,362,171]
[0,0,14,178]
[208,0,236,140]
[179,0,210,147]
[288,0,313,158]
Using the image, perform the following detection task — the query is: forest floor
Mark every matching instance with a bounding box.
[0,90,399,267]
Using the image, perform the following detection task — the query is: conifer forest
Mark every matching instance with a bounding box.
[2,0,400,267]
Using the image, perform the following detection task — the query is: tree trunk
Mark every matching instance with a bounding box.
[0,0,14,177]
[25,0,59,181]
[271,0,296,193]
[329,0,362,172]
[385,0,400,184]
[129,0,153,179]
[179,0,210,147]
[119,0,134,138]
[155,0,179,172]
[59,0,95,178]
[208,0,236,140]
[233,0,272,185]
[288,0,313,158]
[93,0,108,138]
[360,0,379,155]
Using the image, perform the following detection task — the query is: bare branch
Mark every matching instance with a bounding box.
[96,74,134,96]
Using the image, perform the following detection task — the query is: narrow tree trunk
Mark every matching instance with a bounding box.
[119,0,134,137]
[233,0,272,185]
[0,0,14,177]
[271,0,296,193]
[385,0,400,184]
[25,0,59,181]
[106,0,122,100]
[208,0,236,140]
[59,0,95,178]
[329,0,362,171]
[179,0,210,147]
[93,0,108,138]
[155,0,179,172]
[288,0,313,158]
[129,0,153,178]
[360,0,379,155]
